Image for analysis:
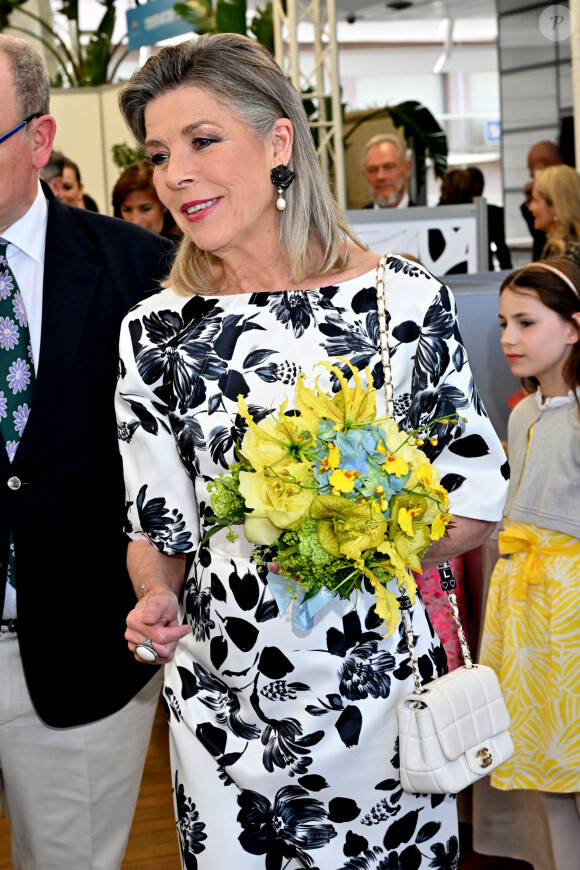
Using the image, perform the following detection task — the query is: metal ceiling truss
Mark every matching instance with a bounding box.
[272,0,346,208]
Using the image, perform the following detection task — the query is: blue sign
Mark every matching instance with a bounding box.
[486,121,501,143]
[126,0,192,51]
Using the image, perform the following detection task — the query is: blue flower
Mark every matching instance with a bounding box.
[0,391,7,419]
[0,270,13,299]
[335,428,381,458]
[0,316,18,351]
[13,403,30,437]
[12,292,28,327]
[6,440,17,462]
[8,358,32,394]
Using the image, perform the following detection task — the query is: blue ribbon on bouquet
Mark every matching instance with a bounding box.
[266,571,333,631]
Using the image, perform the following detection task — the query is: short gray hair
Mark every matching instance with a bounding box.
[361,133,410,170]
[39,149,65,182]
[0,34,50,118]
[118,32,364,295]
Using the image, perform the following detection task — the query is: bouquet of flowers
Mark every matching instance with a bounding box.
[206,359,456,634]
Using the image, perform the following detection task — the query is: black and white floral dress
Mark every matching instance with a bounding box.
[116,256,508,870]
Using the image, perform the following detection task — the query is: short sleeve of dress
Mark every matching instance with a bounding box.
[115,303,200,557]
[390,275,508,523]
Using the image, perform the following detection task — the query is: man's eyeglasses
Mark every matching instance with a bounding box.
[0,113,41,145]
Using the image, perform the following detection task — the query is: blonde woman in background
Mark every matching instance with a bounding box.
[529,164,580,265]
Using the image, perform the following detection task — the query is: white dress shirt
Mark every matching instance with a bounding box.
[1,182,47,618]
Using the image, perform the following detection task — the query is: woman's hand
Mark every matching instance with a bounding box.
[125,540,191,664]
[421,515,496,566]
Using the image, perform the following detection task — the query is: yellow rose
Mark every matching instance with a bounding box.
[244,516,282,545]
[238,462,315,530]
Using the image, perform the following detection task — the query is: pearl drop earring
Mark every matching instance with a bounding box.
[270,164,296,212]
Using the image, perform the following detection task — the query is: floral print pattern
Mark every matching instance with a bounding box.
[116,256,508,868]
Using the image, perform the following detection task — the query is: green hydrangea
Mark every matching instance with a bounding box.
[205,460,251,542]
[272,517,354,600]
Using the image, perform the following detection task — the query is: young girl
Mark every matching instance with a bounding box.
[475,257,580,870]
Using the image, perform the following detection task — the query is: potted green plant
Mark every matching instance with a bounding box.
[0,0,131,86]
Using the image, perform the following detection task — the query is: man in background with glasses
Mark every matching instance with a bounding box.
[0,34,174,869]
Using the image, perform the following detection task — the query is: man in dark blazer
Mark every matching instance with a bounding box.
[361,133,415,209]
[0,34,174,868]
[467,166,512,271]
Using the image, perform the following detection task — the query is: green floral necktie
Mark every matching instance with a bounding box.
[0,240,34,587]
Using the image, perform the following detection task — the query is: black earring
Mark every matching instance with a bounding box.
[271,164,296,211]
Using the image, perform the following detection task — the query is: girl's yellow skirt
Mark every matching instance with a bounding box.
[480,520,580,792]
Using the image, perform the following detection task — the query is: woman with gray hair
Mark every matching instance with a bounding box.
[115,32,507,868]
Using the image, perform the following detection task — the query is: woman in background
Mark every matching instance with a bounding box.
[438,168,473,205]
[529,165,580,266]
[112,159,180,239]
[60,157,99,211]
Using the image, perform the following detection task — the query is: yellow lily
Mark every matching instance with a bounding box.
[295,358,376,428]
[238,395,317,470]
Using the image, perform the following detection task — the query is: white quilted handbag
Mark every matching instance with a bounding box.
[396,564,514,795]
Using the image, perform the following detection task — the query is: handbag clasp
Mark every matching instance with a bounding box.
[476,747,493,768]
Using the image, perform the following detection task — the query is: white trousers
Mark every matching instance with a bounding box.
[0,629,162,870]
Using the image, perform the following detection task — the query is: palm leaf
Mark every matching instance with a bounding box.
[83,1,116,85]
[387,100,448,183]
[216,0,246,34]
[174,0,215,31]
[248,0,275,53]
[58,0,77,21]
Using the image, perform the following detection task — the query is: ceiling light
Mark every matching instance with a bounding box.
[386,1,413,10]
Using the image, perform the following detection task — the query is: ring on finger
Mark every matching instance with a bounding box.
[135,637,159,663]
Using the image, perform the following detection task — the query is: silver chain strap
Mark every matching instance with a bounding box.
[374,256,473,691]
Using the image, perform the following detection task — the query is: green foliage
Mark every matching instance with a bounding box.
[173,0,215,32]
[203,458,252,543]
[0,0,26,31]
[111,142,146,171]
[174,0,275,54]
[216,0,245,34]
[0,0,129,87]
[248,1,274,52]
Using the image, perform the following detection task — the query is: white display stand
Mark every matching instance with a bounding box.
[346,200,489,275]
